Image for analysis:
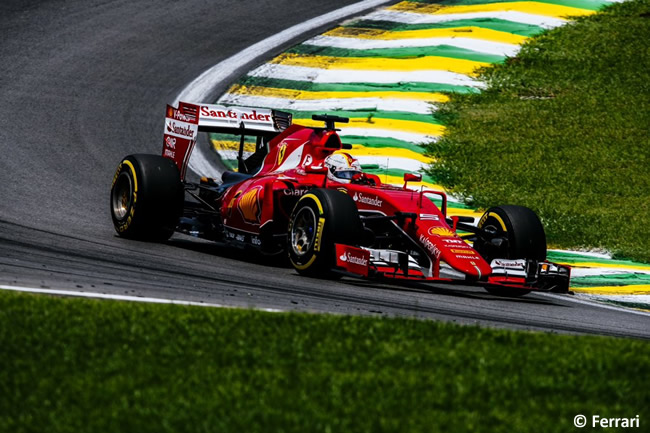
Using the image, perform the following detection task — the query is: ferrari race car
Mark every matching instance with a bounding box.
[110,101,570,296]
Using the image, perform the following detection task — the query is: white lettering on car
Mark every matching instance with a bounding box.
[166,121,195,138]
[353,192,383,207]
[339,251,368,266]
[418,234,441,258]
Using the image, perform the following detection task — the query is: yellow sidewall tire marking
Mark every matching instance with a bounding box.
[292,255,318,271]
[115,159,138,232]
[291,194,327,271]
[123,160,138,193]
[314,218,325,252]
[300,193,324,215]
[480,211,507,232]
[489,213,507,232]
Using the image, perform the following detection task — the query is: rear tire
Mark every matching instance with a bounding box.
[110,154,183,241]
[475,205,546,297]
[287,189,362,277]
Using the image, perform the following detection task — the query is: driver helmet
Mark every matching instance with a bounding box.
[324,153,362,183]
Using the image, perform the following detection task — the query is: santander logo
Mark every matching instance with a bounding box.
[493,259,525,269]
[339,251,368,266]
[166,121,195,138]
[352,192,383,207]
[200,106,271,122]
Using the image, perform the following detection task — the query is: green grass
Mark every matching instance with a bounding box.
[1,291,648,433]
[425,0,650,262]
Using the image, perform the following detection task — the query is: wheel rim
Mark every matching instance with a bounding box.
[112,171,133,221]
[290,207,317,258]
[476,218,508,260]
[483,222,502,237]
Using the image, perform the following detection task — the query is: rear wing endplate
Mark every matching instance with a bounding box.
[162,101,292,179]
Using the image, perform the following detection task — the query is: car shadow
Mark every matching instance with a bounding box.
[335,276,565,307]
[167,235,565,308]
[166,236,291,269]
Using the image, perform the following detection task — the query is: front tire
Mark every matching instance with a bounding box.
[474,205,546,297]
[287,189,362,277]
[110,154,183,241]
[474,205,546,262]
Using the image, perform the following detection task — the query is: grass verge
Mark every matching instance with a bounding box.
[425,0,650,262]
[1,291,648,433]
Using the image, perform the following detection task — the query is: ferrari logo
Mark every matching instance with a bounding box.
[277,143,287,165]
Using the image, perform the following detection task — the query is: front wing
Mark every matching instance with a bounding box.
[334,244,571,293]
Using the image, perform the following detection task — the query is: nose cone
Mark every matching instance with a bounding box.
[441,249,492,279]
[417,223,492,279]
[426,238,491,279]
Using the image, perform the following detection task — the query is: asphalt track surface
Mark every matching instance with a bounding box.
[1,0,648,339]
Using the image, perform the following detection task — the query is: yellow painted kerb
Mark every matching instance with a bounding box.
[296,117,445,137]
[558,262,650,272]
[571,285,650,295]
[342,146,434,164]
[326,26,527,45]
[271,53,487,76]
[390,1,595,19]
[227,84,449,103]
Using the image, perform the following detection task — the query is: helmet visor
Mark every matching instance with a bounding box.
[333,169,361,180]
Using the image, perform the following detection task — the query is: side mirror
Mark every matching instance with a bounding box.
[403,172,422,188]
[306,164,329,174]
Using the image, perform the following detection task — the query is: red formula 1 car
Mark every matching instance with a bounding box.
[110,101,570,296]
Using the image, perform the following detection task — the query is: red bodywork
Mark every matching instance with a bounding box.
[162,102,569,292]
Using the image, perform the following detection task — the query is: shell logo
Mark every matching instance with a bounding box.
[277,143,287,165]
[428,227,455,237]
[238,187,262,224]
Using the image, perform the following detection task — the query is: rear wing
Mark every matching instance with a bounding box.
[162,101,292,179]
[198,104,292,133]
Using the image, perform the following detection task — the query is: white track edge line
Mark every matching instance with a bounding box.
[0,285,285,313]
[537,292,650,317]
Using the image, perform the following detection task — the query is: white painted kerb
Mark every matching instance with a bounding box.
[173,0,395,178]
